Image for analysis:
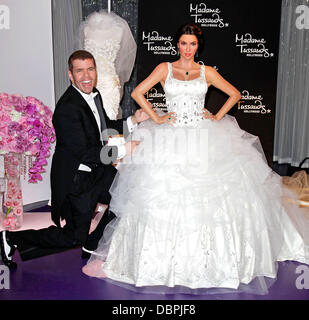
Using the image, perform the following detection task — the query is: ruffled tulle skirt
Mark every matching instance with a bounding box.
[83,115,309,295]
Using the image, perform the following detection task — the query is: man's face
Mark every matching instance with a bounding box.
[68,58,97,94]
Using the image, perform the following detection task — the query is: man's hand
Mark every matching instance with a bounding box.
[124,140,140,156]
[131,109,150,124]
[202,108,217,121]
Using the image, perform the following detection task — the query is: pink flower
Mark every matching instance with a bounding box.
[0,111,11,123]
[1,93,56,183]
[29,128,40,137]
[26,96,41,105]
[41,135,49,143]
[44,106,52,117]
[0,126,7,136]
[29,143,40,155]
[16,124,24,132]
[2,216,18,230]
[25,104,37,115]
[15,208,23,216]
[14,143,25,153]
[29,167,39,174]
[14,104,24,112]
[2,104,12,112]
[36,158,47,166]
[10,94,23,105]
[31,173,42,181]
[33,119,43,130]
[26,117,36,125]
[8,121,18,132]
[0,93,10,107]
[0,93,9,100]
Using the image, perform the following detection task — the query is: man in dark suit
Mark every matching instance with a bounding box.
[0,50,148,268]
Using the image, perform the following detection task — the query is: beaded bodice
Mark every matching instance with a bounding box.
[164,62,208,127]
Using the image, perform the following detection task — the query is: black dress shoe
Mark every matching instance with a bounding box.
[81,209,116,259]
[0,231,17,269]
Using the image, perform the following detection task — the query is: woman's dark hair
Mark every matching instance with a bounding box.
[174,23,204,53]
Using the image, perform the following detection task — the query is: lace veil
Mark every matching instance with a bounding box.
[78,10,137,119]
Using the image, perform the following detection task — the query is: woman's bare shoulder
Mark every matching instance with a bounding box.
[151,62,169,79]
[156,62,169,69]
[204,65,217,74]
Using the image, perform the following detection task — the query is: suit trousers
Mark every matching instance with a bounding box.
[7,164,117,261]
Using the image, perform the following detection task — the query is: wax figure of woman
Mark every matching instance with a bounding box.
[82,24,309,295]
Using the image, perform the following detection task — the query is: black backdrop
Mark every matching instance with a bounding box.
[136,0,282,164]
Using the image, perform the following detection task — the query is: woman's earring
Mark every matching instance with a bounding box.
[195,51,199,58]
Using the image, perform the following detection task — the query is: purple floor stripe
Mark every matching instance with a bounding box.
[0,248,309,300]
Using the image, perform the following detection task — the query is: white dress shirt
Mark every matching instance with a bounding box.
[73,86,137,171]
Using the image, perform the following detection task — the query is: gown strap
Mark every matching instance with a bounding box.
[166,62,173,80]
[200,64,205,78]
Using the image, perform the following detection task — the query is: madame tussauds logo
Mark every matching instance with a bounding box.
[235,33,274,58]
[238,90,271,114]
[145,87,167,111]
[0,5,10,30]
[142,31,177,56]
[189,3,229,28]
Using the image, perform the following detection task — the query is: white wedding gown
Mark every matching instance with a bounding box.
[83,63,309,295]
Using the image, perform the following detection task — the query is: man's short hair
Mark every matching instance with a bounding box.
[68,50,96,72]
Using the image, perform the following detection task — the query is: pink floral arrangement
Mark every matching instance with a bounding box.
[0,93,56,183]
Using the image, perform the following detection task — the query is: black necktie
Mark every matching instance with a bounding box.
[94,94,107,129]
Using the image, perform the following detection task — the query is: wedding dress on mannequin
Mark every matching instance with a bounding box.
[79,10,137,119]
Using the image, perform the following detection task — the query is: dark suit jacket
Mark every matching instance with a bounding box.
[50,85,127,226]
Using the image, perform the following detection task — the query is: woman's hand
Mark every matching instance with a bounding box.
[154,112,177,125]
